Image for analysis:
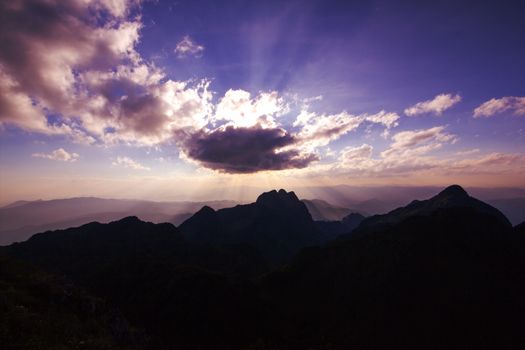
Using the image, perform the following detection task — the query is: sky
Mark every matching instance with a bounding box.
[0,0,524,204]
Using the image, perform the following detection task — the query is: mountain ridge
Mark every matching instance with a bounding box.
[179,189,321,265]
[356,184,511,233]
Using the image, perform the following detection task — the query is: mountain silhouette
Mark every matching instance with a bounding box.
[260,199,525,348]
[355,184,511,233]
[2,216,269,349]
[301,199,366,221]
[2,186,525,349]
[315,212,366,238]
[0,197,236,246]
[179,189,322,265]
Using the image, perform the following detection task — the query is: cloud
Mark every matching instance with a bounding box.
[315,126,459,177]
[450,152,524,171]
[179,126,317,173]
[473,96,525,118]
[32,148,79,162]
[404,93,462,116]
[381,126,457,159]
[0,0,150,141]
[340,144,373,161]
[213,89,287,128]
[364,110,400,129]
[112,156,150,170]
[174,36,205,58]
[0,0,405,174]
[293,111,363,149]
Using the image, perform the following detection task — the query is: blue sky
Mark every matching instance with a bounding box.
[0,0,524,203]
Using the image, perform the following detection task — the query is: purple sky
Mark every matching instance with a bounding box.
[0,0,524,204]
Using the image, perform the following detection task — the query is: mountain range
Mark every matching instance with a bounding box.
[0,198,236,245]
[2,186,523,246]
[1,185,525,349]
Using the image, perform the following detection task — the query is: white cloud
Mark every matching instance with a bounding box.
[310,126,459,178]
[213,89,287,128]
[340,144,373,161]
[174,36,205,58]
[381,126,457,158]
[364,110,400,129]
[32,148,79,162]
[112,156,150,170]
[293,110,363,150]
[404,93,462,116]
[473,96,525,118]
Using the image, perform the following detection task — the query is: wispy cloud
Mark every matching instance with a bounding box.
[404,93,462,116]
[340,144,373,161]
[112,156,150,171]
[473,96,525,118]
[32,148,79,162]
[174,36,205,58]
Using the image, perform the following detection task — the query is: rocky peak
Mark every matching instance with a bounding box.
[437,185,469,199]
[256,189,300,207]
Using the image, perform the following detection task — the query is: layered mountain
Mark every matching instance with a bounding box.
[2,186,524,349]
[260,190,525,349]
[355,184,511,233]
[0,197,236,246]
[179,189,323,265]
[1,216,268,349]
[315,212,366,238]
[301,199,366,221]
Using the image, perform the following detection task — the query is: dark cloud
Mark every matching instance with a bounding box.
[0,1,132,108]
[181,126,318,173]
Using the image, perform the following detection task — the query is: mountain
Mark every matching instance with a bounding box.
[301,199,366,221]
[355,184,511,233]
[315,212,366,238]
[2,186,525,349]
[515,221,525,234]
[0,197,236,245]
[1,216,269,349]
[296,184,525,220]
[260,197,525,348]
[4,216,267,278]
[179,189,322,265]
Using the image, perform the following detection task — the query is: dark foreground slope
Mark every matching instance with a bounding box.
[2,217,268,349]
[0,254,144,350]
[2,186,525,349]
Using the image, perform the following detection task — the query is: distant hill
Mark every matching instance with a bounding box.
[296,184,525,223]
[315,212,366,239]
[0,197,236,245]
[179,189,323,265]
[301,199,366,221]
